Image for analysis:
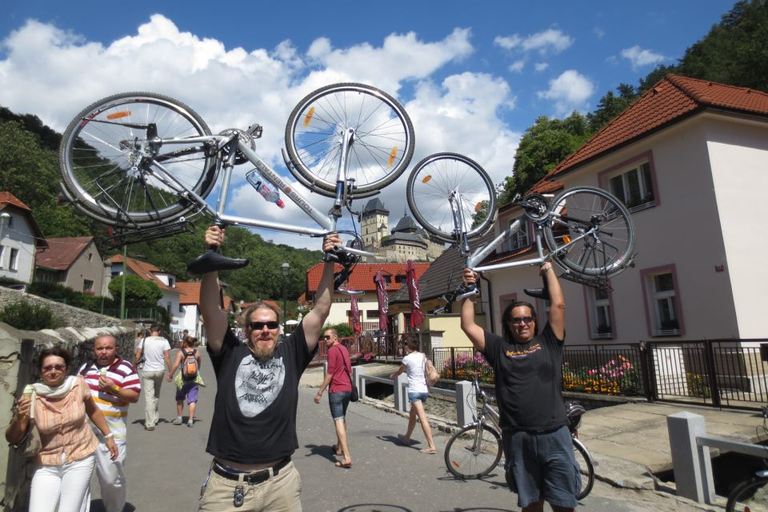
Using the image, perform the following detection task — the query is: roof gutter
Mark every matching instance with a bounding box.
[480,272,495,334]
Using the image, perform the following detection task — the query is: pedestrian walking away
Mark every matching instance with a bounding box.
[168,336,204,427]
[461,263,580,512]
[389,335,437,455]
[5,346,119,512]
[314,329,353,468]
[134,324,172,431]
[197,225,339,512]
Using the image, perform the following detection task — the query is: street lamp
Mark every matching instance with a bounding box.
[281,262,290,334]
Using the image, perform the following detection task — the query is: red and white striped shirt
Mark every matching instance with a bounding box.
[79,357,141,443]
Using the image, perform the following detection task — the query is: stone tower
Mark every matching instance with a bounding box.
[360,198,390,251]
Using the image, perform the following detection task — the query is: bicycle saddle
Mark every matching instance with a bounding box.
[187,249,250,275]
[523,287,550,300]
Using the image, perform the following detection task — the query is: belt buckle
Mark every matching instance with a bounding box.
[246,468,270,484]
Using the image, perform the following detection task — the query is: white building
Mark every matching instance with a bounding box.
[0,192,47,284]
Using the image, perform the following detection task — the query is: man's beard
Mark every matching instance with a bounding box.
[249,339,277,360]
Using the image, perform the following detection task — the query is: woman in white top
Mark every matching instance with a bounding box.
[389,336,436,454]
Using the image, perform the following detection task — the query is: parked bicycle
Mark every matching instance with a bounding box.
[405,152,636,309]
[726,406,768,512]
[444,373,595,500]
[58,83,415,279]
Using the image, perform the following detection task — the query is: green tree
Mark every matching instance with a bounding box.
[587,84,639,133]
[108,275,163,306]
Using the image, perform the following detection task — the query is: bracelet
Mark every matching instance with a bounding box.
[104,432,114,439]
[113,384,120,394]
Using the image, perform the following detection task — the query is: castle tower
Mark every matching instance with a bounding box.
[360,198,389,251]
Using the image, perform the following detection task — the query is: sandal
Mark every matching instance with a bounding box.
[420,448,436,454]
[335,460,353,468]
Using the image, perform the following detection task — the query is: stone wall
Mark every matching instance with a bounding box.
[0,322,136,512]
[0,287,123,329]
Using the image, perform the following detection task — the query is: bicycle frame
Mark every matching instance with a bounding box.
[142,129,371,257]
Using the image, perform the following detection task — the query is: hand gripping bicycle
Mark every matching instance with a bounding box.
[58,83,415,282]
[443,373,595,499]
[405,152,636,310]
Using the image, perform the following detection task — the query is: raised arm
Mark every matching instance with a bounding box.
[541,261,565,340]
[460,268,486,352]
[199,226,231,354]
[301,234,342,352]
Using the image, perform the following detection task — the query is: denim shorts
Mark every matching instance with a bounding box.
[407,392,428,404]
[503,425,580,509]
[328,391,351,420]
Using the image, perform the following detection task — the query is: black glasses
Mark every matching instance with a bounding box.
[510,316,535,325]
[321,335,333,340]
[42,364,66,373]
[248,321,280,330]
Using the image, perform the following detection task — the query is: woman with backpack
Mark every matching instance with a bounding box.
[167,337,203,427]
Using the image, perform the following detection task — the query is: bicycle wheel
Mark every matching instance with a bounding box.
[727,475,768,512]
[572,437,595,500]
[407,153,496,243]
[284,82,414,198]
[543,186,635,277]
[59,92,218,227]
[444,424,503,479]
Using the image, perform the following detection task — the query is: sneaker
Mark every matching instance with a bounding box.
[172,416,182,425]
[187,419,194,428]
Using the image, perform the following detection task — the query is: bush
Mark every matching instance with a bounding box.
[0,300,65,330]
[325,322,353,338]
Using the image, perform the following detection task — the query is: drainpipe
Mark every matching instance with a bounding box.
[480,273,495,334]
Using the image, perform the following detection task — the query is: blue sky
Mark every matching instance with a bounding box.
[0,0,735,248]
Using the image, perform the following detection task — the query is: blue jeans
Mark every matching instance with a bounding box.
[328,391,351,420]
[408,392,428,404]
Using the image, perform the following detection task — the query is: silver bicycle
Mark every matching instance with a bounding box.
[58,83,415,275]
[444,373,595,500]
[405,152,636,307]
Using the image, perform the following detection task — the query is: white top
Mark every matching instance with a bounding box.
[141,335,171,372]
[403,351,429,394]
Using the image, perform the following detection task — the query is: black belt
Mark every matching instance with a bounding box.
[212,458,290,485]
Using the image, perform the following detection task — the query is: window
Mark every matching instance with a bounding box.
[609,162,654,211]
[0,245,4,268]
[367,310,380,319]
[167,301,172,313]
[179,304,184,313]
[83,280,94,293]
[9,248,19,270]
[500,216,531,253]
[587,287,613,339]
[642,267,683,337]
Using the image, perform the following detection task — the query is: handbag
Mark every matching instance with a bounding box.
[15,419,42,458]
[343,365,359,402]
[424,354,439,387]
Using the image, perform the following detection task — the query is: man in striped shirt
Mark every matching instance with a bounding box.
[79,334,141,512]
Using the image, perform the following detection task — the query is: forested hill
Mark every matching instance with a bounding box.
[0,108,321,303]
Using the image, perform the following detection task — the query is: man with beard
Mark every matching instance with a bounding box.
[79,334,141,512]
[197,225,340,512]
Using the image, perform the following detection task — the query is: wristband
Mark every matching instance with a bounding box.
[113,384,120,393]
[104,432,114,439]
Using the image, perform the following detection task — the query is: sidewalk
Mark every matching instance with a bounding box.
[86,359,749,511]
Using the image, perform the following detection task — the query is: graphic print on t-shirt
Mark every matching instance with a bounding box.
[235,355,286,417]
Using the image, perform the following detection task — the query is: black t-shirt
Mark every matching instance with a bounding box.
[481,324,568,433]
[206,324,315,464]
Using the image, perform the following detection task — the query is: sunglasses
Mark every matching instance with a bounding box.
[321,335,334,340]
[510,316,535,325]
[248,321,280,330]
[42,364,67,373]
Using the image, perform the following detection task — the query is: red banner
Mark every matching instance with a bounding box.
[406,260,424,328]
[374,270,388,333]
[350,293,361,334]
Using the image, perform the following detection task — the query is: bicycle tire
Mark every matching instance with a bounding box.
[543,186,635,277]
[284,82,414,198]
[444,423,503,479]
[727,475,768,512]
[59,92,218,227]
[572,437,595,500]
[406,152,497,243]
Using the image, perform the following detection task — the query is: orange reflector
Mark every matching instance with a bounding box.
[422,175,432,184]
[563,235,571,244]
[106,111,131,120]
[475,202,483,213]
[387,147,398,167]
[303,107,315,127]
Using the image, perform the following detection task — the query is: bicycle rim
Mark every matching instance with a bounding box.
[284,83,414,198]
[572,437,595,500]
[727,476,768,512]
[407,152,496,243]
[543,186,635,277]
[444,424,502,479]
[59,92,217,227]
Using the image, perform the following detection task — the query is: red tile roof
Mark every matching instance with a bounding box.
[175,282,201,304]
[109,254,178,294]
[35,237,95,270]
[306,262,430,293]
[0,192,31,212]
[547,74,768,179]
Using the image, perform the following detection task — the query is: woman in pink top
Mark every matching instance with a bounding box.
[6,346,118,512]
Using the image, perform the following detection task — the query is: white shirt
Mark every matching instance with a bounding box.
[141,335,170,372]
[403,351,429,394]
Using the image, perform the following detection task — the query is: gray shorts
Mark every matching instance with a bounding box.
[503,425,580,509]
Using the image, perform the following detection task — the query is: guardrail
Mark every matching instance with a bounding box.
[667,411,768,503]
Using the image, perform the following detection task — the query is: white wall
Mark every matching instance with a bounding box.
[0,213,36,283]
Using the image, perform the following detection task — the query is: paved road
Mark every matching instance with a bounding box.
[86,351,725,512]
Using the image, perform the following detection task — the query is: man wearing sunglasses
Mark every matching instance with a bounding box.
[461,262,579,512]
[198,226,341,512]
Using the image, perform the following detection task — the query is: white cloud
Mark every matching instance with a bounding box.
[0,15,521,249]
[509,60,525,73]
[495,28,573,56]
[620,45,667,70]
[534,62,549,72]
[537,70,595,116]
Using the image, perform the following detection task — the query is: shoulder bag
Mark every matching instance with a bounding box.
[12,390,42,458]
[423,354,439,387]
[340,350,359,402]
